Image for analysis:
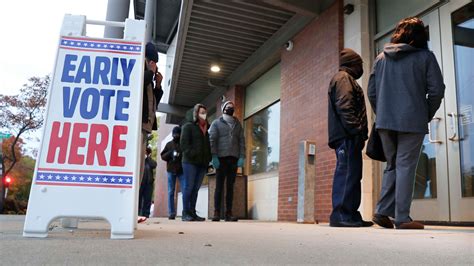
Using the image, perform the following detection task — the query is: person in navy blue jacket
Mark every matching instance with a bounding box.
[368,17,445,230]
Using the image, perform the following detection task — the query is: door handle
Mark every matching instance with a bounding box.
[447,112,463,141]
[428,117,442,144]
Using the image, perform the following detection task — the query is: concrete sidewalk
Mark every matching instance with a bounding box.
[1,215,473,265]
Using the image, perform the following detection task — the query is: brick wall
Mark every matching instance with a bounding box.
[279,1,343,222]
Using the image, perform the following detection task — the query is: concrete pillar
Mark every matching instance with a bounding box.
[297,141,316,223]
[144,0,156,42]
[343,0,382,220]
[104,0,130,38]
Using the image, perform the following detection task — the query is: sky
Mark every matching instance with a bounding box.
[0,0,167,153]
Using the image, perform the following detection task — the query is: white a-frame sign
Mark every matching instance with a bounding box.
[23,15,146,239]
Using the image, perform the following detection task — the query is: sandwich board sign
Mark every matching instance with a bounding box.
[23,15,146,239]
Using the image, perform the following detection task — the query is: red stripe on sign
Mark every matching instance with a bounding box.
[37,168,133,175]
[60,46,141,55]
[35,182,132,189]
[62,36,141,45]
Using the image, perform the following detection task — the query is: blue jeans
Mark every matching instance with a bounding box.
[167,172,184,216]
[182,163,207,214]
[330,137,364,223]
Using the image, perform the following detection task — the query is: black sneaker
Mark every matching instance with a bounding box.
[182,212,195,222]
[168,215,176,220]
[329,220,360,227]
[191,211,205,222]
[358,220,374,227]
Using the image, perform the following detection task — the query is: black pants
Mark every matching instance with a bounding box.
[330,137,364,223]
[214,156,238,213]
[139,179,154,217]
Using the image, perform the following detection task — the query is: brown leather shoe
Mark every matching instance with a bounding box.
[396,221,424,229]
[372,214,394,228]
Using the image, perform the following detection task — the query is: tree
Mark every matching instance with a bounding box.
[148,118,160,161]
[0,75,49,177]
[1,137,34,214]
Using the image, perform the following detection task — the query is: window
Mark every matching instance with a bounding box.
[244,101,280,175]
[375,0,440,34]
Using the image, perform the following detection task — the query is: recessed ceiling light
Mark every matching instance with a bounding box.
[210,64,220,72]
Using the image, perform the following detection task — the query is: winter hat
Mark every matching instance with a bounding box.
[221,100,234,113]
[340,48,362,67]
[145,42,159,62]
[172,126,181,135]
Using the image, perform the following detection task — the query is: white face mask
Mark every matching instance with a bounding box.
[199,113,207,120]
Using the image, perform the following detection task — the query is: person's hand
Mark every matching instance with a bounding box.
[155,71,163,86]
[237,157,244,167]
[212,155,220,169]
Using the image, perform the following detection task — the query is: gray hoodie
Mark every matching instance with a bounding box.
[368,43,445,134]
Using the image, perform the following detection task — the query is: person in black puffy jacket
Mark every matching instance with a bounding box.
[160,126,183,220]
[327,48,372,228]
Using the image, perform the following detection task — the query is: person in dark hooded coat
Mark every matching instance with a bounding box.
[161,126,184,220]
[327,48,372,227]
[180,104,212,221]
[368,17,445,230]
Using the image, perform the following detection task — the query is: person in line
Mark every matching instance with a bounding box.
[368,17,445,230]
[139,147,157,218]
[138,42,163,223]
[161,126,184,220]
[180,104,212,222]
[328,48,373,227]
[209,101,245,222]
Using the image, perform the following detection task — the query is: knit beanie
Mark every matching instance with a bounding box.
[145,42,159,62]
[221,100,234,113]
[172,126,181,135]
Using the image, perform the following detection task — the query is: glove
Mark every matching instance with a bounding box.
[212,155,220,169]
[237,158,244,167]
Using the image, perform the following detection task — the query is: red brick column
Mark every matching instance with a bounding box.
[279,0,343,222]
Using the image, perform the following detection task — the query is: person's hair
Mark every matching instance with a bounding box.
[146,147,152,154]
[391,17,428,49]
[193,103,207,122]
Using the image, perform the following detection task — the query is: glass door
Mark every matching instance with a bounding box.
[440,0,474,222]
[410,9,451,222]
[375,0,473,222]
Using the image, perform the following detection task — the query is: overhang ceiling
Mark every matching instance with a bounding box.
[136,0,336,124]
[134,0,182,53]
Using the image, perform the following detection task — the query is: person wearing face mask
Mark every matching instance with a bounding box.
[180,104,212,221]
[327,48,372,227]
[209,101,245,222]
[160,126,184,220]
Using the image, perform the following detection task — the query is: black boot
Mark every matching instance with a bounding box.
[182,211,195,222]
[225,210,238,222]
[212,210,220,222]
[191,210,205,221]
